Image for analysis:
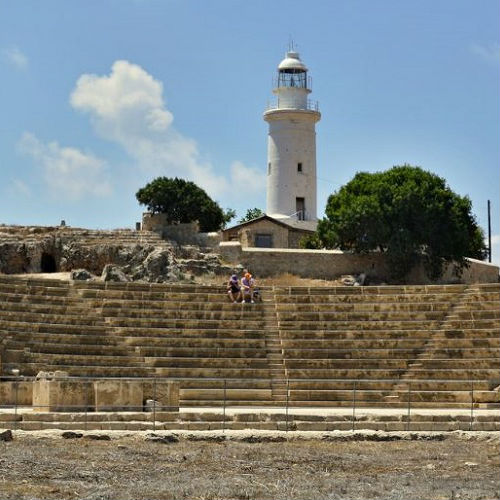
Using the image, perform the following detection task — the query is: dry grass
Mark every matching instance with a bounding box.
[0,434,498,499]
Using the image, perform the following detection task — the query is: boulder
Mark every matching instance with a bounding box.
[70,269,93,281]
[102,264,131,282]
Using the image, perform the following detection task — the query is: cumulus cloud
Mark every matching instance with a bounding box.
[1,46,28,70]
[470,42,500,65]
[18,132,112,200]
[70,60,264,200]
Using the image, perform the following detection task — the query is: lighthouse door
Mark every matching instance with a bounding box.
[296,197,305,220]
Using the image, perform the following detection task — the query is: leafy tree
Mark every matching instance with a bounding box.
[136,177,234,232]
[222,208,237,229]
[238,208,264,224]
[316,165,486,280]
[299,233,323,249]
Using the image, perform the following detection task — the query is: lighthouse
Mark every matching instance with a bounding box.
[264,49,321,226]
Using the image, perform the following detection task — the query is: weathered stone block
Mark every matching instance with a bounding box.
[33,379,93,412]
[0,381,33,405]
[94,380,143,412]
[142,381,179,411]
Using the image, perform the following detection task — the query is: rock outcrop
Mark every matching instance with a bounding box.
[0,225,233,283]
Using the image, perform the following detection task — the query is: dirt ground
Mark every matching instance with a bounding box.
[0,432,498,500]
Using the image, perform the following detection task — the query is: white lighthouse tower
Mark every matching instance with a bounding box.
[264,48,321,227]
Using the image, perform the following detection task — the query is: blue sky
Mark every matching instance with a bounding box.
[1,0,499,264]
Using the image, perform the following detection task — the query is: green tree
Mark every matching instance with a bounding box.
[316,165,486,280]
[136,177,234,232]
[238,208,264,224]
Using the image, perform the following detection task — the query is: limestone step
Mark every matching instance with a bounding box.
[105,317,266,329]
[0,311,107,326]
[5,332,268,349]
[26,352,146,367]
[180,388,273,401]
[284,359,409,368]
[275,293,466,304]
[276,302,453,313]
[101,308,268,321]
[8,362,151,377]
[285,368,405,379]
[7,341,271,360]
[279,328,498,339]
[277,311,447,322]
[99,301,276,312]
[144,357,270,368]
[284,347,499,359]
[278,320,442,331]
[273,285,467,295]
[283,349,422,360]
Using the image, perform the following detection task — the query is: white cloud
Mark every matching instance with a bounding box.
[2,46,28,70]
[18,132,112,200]
[470,42,500,65]
[70,60,265,200]
[230,161,267,195]
[10,179,31,198]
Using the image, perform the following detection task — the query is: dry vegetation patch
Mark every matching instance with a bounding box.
[0,433,498,499]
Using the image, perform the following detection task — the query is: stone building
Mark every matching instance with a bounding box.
[221,214,315,249]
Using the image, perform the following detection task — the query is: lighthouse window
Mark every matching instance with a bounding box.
[297,162,303,172]
[268,162,271,175]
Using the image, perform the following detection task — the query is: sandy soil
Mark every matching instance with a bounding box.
[0,431,498,500]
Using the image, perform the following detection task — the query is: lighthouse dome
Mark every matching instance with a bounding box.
[278,51,307,72]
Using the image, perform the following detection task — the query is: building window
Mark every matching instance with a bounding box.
[268,162,271,175]
[255,234,272,248]
[297,162,302,172]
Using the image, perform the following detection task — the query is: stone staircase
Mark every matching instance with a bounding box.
[0,276,499,409]
[273,284,500,408]
[389,284,500,407]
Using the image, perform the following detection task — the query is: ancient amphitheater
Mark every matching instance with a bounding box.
[1,226,499,433]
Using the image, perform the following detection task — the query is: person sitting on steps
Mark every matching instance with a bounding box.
[227,274,241,303]
[241,272,256,304]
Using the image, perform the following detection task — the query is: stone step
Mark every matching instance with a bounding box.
[284,367,499,379]
[284,347,500,358]
[276,302,454,312]
[278,320,442,331]
[273,284,468,295]
[100,309,268,321]
[0,312,107,326]
[277,311,447,322]
[279,328,498,339]
[284,359,409,368]
[8,341,272,360]
[105,318,266,329]
[11,362,152,377]
[5,332,268,349]
[282,339,500,349]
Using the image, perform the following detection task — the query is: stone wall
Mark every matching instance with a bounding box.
[142,215,220,247]
[218,243,499,284]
